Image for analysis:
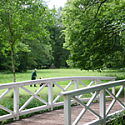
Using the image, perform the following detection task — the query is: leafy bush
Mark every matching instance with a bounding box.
[107,110,125,125]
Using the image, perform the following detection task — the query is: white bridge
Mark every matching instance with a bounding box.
[0,76,124,124]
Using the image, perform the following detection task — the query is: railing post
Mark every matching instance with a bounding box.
[74,80,79,90]
[14,85,19,120]
[100,89,106,125]
[74,80,79,105]
[95,79,99,101]
[48,82,53,110]
[64,95,71,125]
[111,79,116,95]
[95,79,99,85]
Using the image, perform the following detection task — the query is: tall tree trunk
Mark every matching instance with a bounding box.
[11,44,16,82]
[55,55,61,68]
[9,12,16,82]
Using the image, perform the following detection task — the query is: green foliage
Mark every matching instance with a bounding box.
[0,98,13,116]
[0,0,55,81]
[107,111,125,125]
[49,7,70,68]
[62,0,125,71]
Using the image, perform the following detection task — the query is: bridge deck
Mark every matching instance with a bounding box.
[4,98,125,125]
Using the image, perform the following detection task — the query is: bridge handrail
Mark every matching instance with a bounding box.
[0,76,116,122]
[0,76,116,89]
[61,79,125,125]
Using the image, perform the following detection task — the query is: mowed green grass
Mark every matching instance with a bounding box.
[0,68,104,83]
[0,69,98,97]
[1,68,125,84]
[0,68,125,97]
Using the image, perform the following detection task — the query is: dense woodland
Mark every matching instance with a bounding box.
[0,0,125,82]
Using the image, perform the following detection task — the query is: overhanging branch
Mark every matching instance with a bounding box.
[95,0,107,18]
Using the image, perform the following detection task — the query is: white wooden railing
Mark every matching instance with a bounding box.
[0,76,116,122]
[61,79,125,125]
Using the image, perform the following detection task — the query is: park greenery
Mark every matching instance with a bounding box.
[0,0,125,124]
[0,0,69,82]
[106,110,125,125]
[0,69,125,124]
[62,0,125,71]
[0,0,125,82]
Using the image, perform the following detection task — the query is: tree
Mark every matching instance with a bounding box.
[49,7,70,68]
[62,0,125,71]
[0,0,54,82]
[26,39,54,70]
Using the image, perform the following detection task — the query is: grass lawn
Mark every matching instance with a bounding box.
[1,68,125,83]
[0,68,121,95]
[0,68,125,96]
[0,68,125,97]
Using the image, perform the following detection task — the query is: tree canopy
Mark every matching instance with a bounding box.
[0,0,55,81]
[49,7,70,68]
[62,0,125,71]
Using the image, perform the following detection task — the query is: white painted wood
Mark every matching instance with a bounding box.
[61,79,125,125]
[0,88,12,100]
[79,80,94,97]
[20,96,34,112]
[106,86,125,115]
[14,86,19,120]
[111,78,116,95]
[64,95,71,125]
[84,119,102,125]
[61,80,125,96]
[0,114,14,121]
[72,92,101,125]
[78,80,86,99]
[100,89,106,125]
[54,81,64,91]
[74,80,79,90]
[0,76,117,90]
[64,80,73,91]
[112,87,115,95]
[20,105,49,116]
[95,79,99,85]
[48,82,53,110]
[79,80,86,87]
[106,86,125,108]
[0,76,117,122]
[0,105,13,114]
[88,80,95,87]
[53,95,61,103]
[19,86,47,112]
[53,81,74,104]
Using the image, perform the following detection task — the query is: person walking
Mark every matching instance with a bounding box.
[30,69,37,87]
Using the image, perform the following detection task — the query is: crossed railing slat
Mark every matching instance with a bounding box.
[0,76,117,122]
[72,91,101,125]
[61,80,125,125]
